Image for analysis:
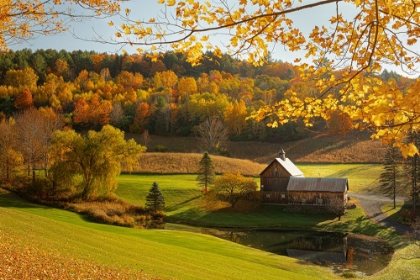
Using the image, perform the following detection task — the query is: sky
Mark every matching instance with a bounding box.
[8,1,414,76]
[10,1,350,61]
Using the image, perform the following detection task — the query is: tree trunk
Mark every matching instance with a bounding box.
[32,166,36,186]
[393,170,396,209]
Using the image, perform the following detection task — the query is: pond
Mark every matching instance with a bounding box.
[202,229,394,277]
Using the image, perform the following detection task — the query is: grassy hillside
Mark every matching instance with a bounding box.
[128,131,386,164]
[132,152,266,176]
[0,188,340,280]
[2,177,420,280]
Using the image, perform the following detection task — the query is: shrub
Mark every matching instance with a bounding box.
[154,145,168,152]
[342,271,357,278]
[209,173,258,208]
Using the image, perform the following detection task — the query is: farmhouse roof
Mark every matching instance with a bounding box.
[287,177,348,192]
[260,157,304,177]
[276,158,304,176]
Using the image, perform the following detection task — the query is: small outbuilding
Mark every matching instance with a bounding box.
[260,150,349,207]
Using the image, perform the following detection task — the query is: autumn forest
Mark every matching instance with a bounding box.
[0,48,411,142]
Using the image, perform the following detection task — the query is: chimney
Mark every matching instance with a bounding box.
[279,149,286,161]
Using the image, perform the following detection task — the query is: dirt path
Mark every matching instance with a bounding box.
[349,192,412,234]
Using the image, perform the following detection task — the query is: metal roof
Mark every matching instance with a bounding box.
[275,158,304,176]
[287,177,348,192]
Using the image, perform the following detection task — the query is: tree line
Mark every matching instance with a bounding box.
[0,49,412,149]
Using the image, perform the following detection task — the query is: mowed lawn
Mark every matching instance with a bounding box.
[0,188,339,280]
[3,163,419,279]
[114,169,394,235]
[115,163,384,228]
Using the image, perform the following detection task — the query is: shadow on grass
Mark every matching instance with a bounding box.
[0,188,50,209]
[166,202,339,230]
[328,164,375,178]
[165,195,202,212]
[386,200,414,224]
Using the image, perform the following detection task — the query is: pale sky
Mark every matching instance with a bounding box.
[10,1,348,61]
[9,1,413,75]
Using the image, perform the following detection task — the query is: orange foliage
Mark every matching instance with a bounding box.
[73,95,112,127]
[132,102,151,133]
[14,88,33,110]
[326,110,354,134]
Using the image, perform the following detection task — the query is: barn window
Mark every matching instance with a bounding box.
[317,198,323,204]
[266,193,271,198]
[274,167,278,174]
[302,198,306,204]
[281,194,285,199]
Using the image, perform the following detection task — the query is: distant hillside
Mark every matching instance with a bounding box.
[127,131,386,165]
[131,153,265,176]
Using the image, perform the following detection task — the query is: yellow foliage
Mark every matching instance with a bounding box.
[0,0,121,51]
[97,0,420,155]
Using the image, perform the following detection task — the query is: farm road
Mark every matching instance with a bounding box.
[349,192,412,234]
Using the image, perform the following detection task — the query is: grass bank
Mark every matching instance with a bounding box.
[2,168,420,279]
[0,188,340,280]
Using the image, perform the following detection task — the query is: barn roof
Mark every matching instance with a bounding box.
[276,158,304,176]
[287,177,348,192]
[260,157,304,177]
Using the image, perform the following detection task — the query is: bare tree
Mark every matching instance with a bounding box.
[110,102,125,128]
[0,119,23,182]
[328,197,345,221]
[195,117,228,153]
[141,129,151,147]
[14,108,63,185]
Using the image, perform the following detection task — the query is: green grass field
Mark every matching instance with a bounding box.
[0,188,340,280]
[114,170,395,237]
[2,163,419,279]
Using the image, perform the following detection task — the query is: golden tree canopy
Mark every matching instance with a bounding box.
[109,0,419,156]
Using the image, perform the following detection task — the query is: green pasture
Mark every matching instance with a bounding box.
[116,163,384,227]
[3,163,420,279]
[298,163,383,193]
[0,188,339,280]
[115,172,399,239]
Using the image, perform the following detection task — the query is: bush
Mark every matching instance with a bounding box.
[342,271,357,278]
[208,173,259,208]
[154,145,168,152]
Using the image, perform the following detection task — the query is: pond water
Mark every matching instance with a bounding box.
[202,229,394,277]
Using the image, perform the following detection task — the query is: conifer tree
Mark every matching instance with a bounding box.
[196,152,215,192]
[379,143,402,209]
[145,182,165,212]
[403,132,420,213]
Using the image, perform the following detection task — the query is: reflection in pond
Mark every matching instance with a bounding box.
[202,229,393,277]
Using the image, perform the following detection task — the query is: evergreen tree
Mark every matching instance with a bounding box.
[145,182,165,212]
[403,131,420,213]
[196,152,215,192]
[379,143,402,209]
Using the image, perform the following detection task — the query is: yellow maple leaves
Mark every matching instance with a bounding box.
[158,0,175,6]
[0,0,122,51]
